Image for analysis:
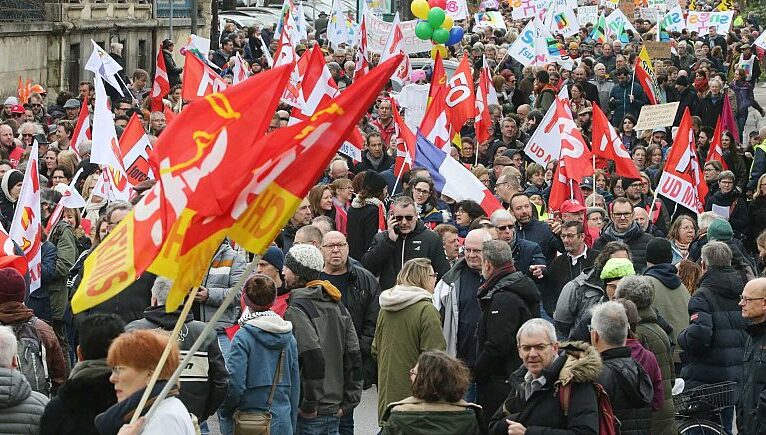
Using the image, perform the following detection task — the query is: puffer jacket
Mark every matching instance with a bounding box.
[738,321,766,434]
[593,221,654,272]
[645,263,689,364]
[596,346,654,435]
[553,268,605,338]
[126,306,229,421]
[489,341,602,435]
[362,219,449,291]
[635,307,678,435]
[285,280,363,416]
[679,266,747,390]
[47,220,77,321]
[381,397,485,435]
[195,241,247,331]
[221,312,300,434]
[0,368,48,435]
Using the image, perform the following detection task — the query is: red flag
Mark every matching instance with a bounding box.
[592,104,641,178]
[151,48,170,111]
[707,117,729,170]
[118,114,154,186]
[446,54,477,133]
[291,45,339,119]
[429,52,446,103]
[475,63,493,145]
[353,15,369,82]
[548,164,585,212]
[380,17,410,85]
[393,98,416,176]
[419,84,451,152]
[181,52,229,102]
[273,10,302,108]
[634,53,660,105]
[657,109,707,213]
[232,53,249,85]
[546,98,594,182]
[163,105,176,125]
[70,96,91,157]
[721,92,739,144]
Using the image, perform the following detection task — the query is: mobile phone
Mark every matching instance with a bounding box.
[394,223,402,235]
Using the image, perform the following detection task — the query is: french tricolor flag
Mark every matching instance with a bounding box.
[414,133,502,216]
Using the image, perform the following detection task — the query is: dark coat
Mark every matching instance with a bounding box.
[347,197,383,261]
[696,94,725,131]
[512,237,546,279]
[381,397,485,435]
[74,271,156,328]
[515,219,564,265]
[738,321,766,434]
[542,247,598,316]
[354,152,395,174]
[162,49,183,87]
[678,266,747,390]
[674,86,699,126]
[704,188,748,237]
[597,346,654,435]
[488,342,602,435]
[593,222,654,273]
[362,220,449,291]
[609,81,647,126]
[748,196,766,248]
[39,360,116,435]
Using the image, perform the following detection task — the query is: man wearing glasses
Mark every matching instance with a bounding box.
[319,231,380,434]
[0,124,23,168]
[593,197,654,273]
[361,195,449,291]
[27,93,50,126]
[624,176,670,235]
[738,278,766,434]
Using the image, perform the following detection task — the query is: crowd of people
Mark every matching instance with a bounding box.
[3,0,766,434]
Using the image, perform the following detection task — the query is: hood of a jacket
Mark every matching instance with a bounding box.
[550,341,603,386]
[699,266,744,300]
[478,270,540,306]
[0,301,33,324]
[379,285,432,311]
[644,263,682,289]
[0,368,31,409]
[601,221,645,243]
[243,313,293,350]
[289,281,342,304]
[142,305,193,329]
[600,346,654,405]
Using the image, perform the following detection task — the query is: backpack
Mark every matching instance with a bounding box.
[559,382,617,435]
[6,318,49,396]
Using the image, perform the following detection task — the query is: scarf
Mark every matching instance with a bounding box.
[673,240,690,260]
[306,279,342,302]
[478,262,517,295]
[238,309,280,327]
[365,151,385,169]
[694,77,708,95]
[70,358,111,381]
[94,380,180,435]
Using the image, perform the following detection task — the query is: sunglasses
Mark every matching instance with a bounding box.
[393,215,415,222]
[496,224,513,231]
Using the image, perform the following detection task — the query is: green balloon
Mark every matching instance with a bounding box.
[432,27,449,44]
[427,7,446,28]
[415,21,434,41]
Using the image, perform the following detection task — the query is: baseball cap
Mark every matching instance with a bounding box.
[560,199,586,214]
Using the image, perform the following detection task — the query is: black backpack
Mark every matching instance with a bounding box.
[5,318,49,396]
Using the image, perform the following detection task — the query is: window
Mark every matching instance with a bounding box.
[68,43,81,93]
[138,39,147,71]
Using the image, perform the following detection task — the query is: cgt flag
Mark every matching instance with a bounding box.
[151,47,170,111]
[182,52,229,102]
[635,47,661,105]
[657,109,707,213]
[707,117,729,171]
[118,114,154,186]
[9,140,41,292]
[592,104,641,178]
[70,96,91,157]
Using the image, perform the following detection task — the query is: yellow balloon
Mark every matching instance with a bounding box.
[411,0,430,20]
[430,44,448,59]
[441,15,454,30]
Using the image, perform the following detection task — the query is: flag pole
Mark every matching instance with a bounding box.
[646,187,660,220]
[129,284,200,424]
[392,162,407,195]
[141,257,260,423]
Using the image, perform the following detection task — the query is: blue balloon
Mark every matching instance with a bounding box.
[447,27,464,46]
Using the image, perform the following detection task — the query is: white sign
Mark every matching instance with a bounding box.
[712,204,730,219]
[366,14,432,54]
[473,11,507,30]
[660,6,685,32]
[686,11,734,34]
[446,0,469,20]
[605,9,638,38]
[511,0,550,20]
[634,102,680,130]
[640,7,661,23]
[577,6,599,25]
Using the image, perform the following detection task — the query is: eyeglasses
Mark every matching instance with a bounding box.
[613,212,633,218]
[393,215,415,222]
[321,242,348,251]
[518,343,553,353]
[21,133,33,137]
[31,104,41,108]
[740,295,766,303]
[413,187,430,195]
[11,113,22,118]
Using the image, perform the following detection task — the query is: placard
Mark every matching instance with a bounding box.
[365,15,433,55]
[473,11,507,30]
[640,7,661,23]
[643,41,672,58]
[635,102,680,131]
[577,6,599,25]
[686,11,734,34]
[447,0,469,20]
[619,0,635,22]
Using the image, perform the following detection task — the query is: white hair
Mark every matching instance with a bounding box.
[0,326,16,368]
[591,301,628,347]
[517,318,557,344]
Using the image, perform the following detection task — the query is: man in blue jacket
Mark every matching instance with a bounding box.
[609,67,648,126]
[509,194,563,266]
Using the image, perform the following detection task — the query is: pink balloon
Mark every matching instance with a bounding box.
[429,0,447,10]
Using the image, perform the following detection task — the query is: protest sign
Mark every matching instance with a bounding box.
[640,7,661,23]
[660,6,685,32]
[619,0,635,21]
[577,6,599,25]
[366,15,432,54]
[643,41,672,58]
[635,102,680,130]
[510,0,548,20]
[473,11,507,30]
[686,11,733,33]
[447,0,469,20]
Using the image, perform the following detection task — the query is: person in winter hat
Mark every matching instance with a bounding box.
[221,274,300,434]
[283,244,362,433]
[600,257,635,299]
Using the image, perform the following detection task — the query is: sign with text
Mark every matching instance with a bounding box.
[686,11,733,33]
[643,41,672,58]
[366,15,432,54]
[473,11,507,30]
[639,7,661,23]
[635,102,680,130]
[447,0,469,20]
[619,0,635,22]
[577,6,599,25]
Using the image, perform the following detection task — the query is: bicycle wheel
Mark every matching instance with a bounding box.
[677,418,726,435]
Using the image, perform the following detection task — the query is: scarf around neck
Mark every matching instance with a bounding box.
[94,380,180,435]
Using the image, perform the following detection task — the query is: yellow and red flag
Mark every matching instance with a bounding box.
[71,65,292,314]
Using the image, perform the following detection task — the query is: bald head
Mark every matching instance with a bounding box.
[741,278,766,323]
[634,207,650,231]
[464,229,492,270]
[321,230,349,271]
[0,125,12,148]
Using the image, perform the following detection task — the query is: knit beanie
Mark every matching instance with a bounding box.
[646,238,673,265]
[600,258,636,282]
[2,169,23,200]
[285,244,324,282]
[621,176,641,189]
[707,219,733,242]
[242,274,277,312]
[262,246,285,271]
[0,267,27,303]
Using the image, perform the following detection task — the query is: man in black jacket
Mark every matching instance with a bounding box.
[673,75,698,126]
[490,209,546,280]
[39,314,124,435]
[591,301,654,434]
[738,277,766,434]
[593,197,653,272]
[161,39,183,87]
[126,278,228,429]
[475,240,540,418]
[361,196,449,290]
[510,194,564,265]
[543,221,598,318]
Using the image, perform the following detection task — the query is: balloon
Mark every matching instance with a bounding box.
[429,0,447,9]
[430,44,448,59]
[411,0,430,20]
[446,26,464,46]
[415,21,434,40]
[432,27,450,44]
[427,7,446,28]
[441,15,454,30]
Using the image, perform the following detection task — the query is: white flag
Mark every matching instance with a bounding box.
[9,140,41,292]
[90,75,126,173]
[328,0,352,48]
[84,40,125,96]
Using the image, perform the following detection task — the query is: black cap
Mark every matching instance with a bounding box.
[162,38,174,49]
[33,133,49,145]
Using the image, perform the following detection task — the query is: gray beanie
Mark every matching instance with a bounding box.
[285,244,324,282]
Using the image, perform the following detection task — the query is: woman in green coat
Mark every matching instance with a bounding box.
[381,350,485,434]
[372,258,447,425]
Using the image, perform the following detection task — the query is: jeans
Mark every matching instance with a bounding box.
[199,419,209,435]
[216,332,233,435]
[339,409,354,435]
[296,414,340,435]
